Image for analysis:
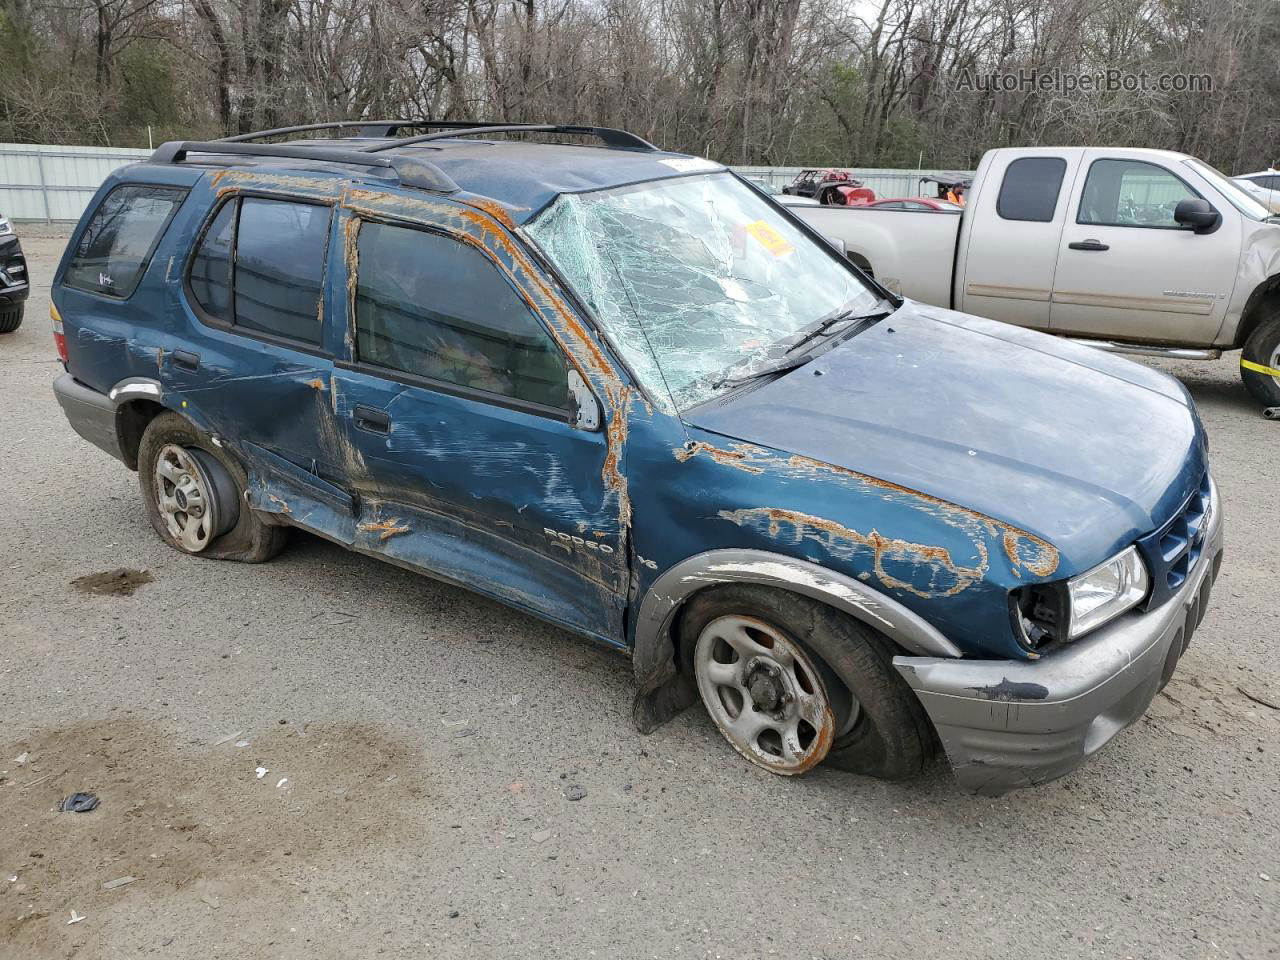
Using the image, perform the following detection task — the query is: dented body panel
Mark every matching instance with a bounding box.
[51,143,1223,795]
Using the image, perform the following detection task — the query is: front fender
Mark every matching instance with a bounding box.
[630,548,962,733]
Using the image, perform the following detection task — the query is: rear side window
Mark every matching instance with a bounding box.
[997,158,1067,222]
[186,197,331,346]
[354,221,568,411]
[65,184,187,298]
[1078,159,1198,228]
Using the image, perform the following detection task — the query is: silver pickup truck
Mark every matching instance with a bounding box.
[793,147,1280,405]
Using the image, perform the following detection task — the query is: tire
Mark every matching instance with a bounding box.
[679,584,934,782]
[0,304,23,334]
[1241,314,1280,406]
[138,411,289,563]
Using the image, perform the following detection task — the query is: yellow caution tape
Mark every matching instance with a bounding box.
[1241,358,1280,378]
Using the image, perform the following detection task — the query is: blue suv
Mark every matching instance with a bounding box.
[52,121,1224,794]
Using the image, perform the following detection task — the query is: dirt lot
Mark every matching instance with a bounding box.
[2,233,1278,959]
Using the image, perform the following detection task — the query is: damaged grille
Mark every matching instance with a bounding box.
[1138,471,1212,608]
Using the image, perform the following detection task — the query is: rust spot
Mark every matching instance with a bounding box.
[678,441,1059,580]
[719,507,987,599]
[602,384,633,527]
[307,378,325,391]
[156,347,164,372]
[266,493,291,514]
[211,169,338,200]
[358,518,411,541]
[673,441,765,474]
[465,195,521,230]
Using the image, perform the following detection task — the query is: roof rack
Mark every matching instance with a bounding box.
[219,120,524,143]
[149,140,459,193]
[361,124,659,153]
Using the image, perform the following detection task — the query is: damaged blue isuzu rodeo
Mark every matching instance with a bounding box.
[51,121,1224,794]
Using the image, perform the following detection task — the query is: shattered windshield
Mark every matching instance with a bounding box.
[524,173,878,412]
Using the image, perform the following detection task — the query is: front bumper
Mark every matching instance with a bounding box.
[0,235,29,304]
[894,480,1224,796]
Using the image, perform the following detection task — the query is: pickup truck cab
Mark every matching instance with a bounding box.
[51,123,1222,795]
[794,147,1280,405]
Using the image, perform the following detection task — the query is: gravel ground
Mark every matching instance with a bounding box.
[2,234,1277,959]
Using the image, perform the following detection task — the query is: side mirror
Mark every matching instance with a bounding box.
[1174,198,1221,234]
[567,369,601,431]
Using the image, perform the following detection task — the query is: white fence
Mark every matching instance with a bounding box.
[0,143,151,221]
[0,142,973,222]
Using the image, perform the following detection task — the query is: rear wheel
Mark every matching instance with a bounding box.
[138,412,289,562]
[680,585,934,781]
[0,304,23,333]
[1241,315,1280,406]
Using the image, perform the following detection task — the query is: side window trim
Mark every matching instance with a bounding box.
[347,215,576,421]
[64,183,189,301]
[1074,157,1206,231]
[182,191,335,357]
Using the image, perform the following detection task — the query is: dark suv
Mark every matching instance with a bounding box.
[52,121,1223,794]
[0,211,29,332]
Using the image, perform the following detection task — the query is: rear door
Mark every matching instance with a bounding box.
[175,190,355,539]
[955,151,1079,328]
[329,206,629,643]
[1049,151,1239,344]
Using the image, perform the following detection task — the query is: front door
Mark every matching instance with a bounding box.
[1050,152,1239,344]
[330,211,629,643]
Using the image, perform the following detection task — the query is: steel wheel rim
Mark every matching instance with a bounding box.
[693,614,840,775]
[155,444,218,553]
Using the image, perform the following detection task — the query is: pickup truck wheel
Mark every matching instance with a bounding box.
[681,585,932,781]
[0,304,23,333]
[1241,315,1280,406]
[138,412,289,563]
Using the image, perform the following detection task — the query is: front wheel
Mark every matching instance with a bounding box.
[0,304,23,334]
[1241,315,1280,406]
[680,585,934,781]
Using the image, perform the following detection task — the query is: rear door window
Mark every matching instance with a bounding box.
[185,197,331,346]
[353,221,568,411]
[235,199,330,345]
[64,184,187,298]
[997,158,1067,222]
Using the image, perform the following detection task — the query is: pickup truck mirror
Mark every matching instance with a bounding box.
[1174,198,1221,234]
[567,368,601,431]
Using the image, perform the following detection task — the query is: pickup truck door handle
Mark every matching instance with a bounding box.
[172,350,200,371]
[1068,239,1110,251]
[353,404,391,434]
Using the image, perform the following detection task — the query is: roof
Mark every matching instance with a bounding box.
[165,135,725,225]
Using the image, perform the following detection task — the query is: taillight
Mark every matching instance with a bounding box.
[51,302,68,365]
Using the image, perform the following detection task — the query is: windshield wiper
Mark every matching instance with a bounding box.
[785,306,891,356]
[710,355,816,390]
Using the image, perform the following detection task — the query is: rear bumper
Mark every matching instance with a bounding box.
[53,373,127,463]
[894,480,1224,796]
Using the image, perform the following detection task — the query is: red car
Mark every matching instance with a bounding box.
[861,197,962,211]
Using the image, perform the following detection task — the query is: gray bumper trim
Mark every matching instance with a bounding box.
[53,372,127,464]
[895,480,1224,796]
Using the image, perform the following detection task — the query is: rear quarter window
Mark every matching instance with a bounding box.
[64,184,187,298]
[996,157,1067,222]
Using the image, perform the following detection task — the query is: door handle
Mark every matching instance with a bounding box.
[172,349,200,371]
[1068,239,1109,251]
[353,404,391,434]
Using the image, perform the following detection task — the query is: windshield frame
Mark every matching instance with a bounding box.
[1184,157,1272,221]
[519,170,894,415]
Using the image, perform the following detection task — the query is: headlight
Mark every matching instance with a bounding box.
[1066,546,1149,638]
[0,217,12,236]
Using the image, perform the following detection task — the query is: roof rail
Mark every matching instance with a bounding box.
[219,120,524,143]
[149,140,459,193]
[361,124,660,153]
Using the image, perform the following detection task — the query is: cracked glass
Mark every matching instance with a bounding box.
[525,172,878,413]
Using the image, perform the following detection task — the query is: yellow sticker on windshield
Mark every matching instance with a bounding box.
[745,219,793,257]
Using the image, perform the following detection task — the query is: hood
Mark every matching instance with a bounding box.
[685,301,1207,575]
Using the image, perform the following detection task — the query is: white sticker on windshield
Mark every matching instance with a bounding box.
[658,157,722,174]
